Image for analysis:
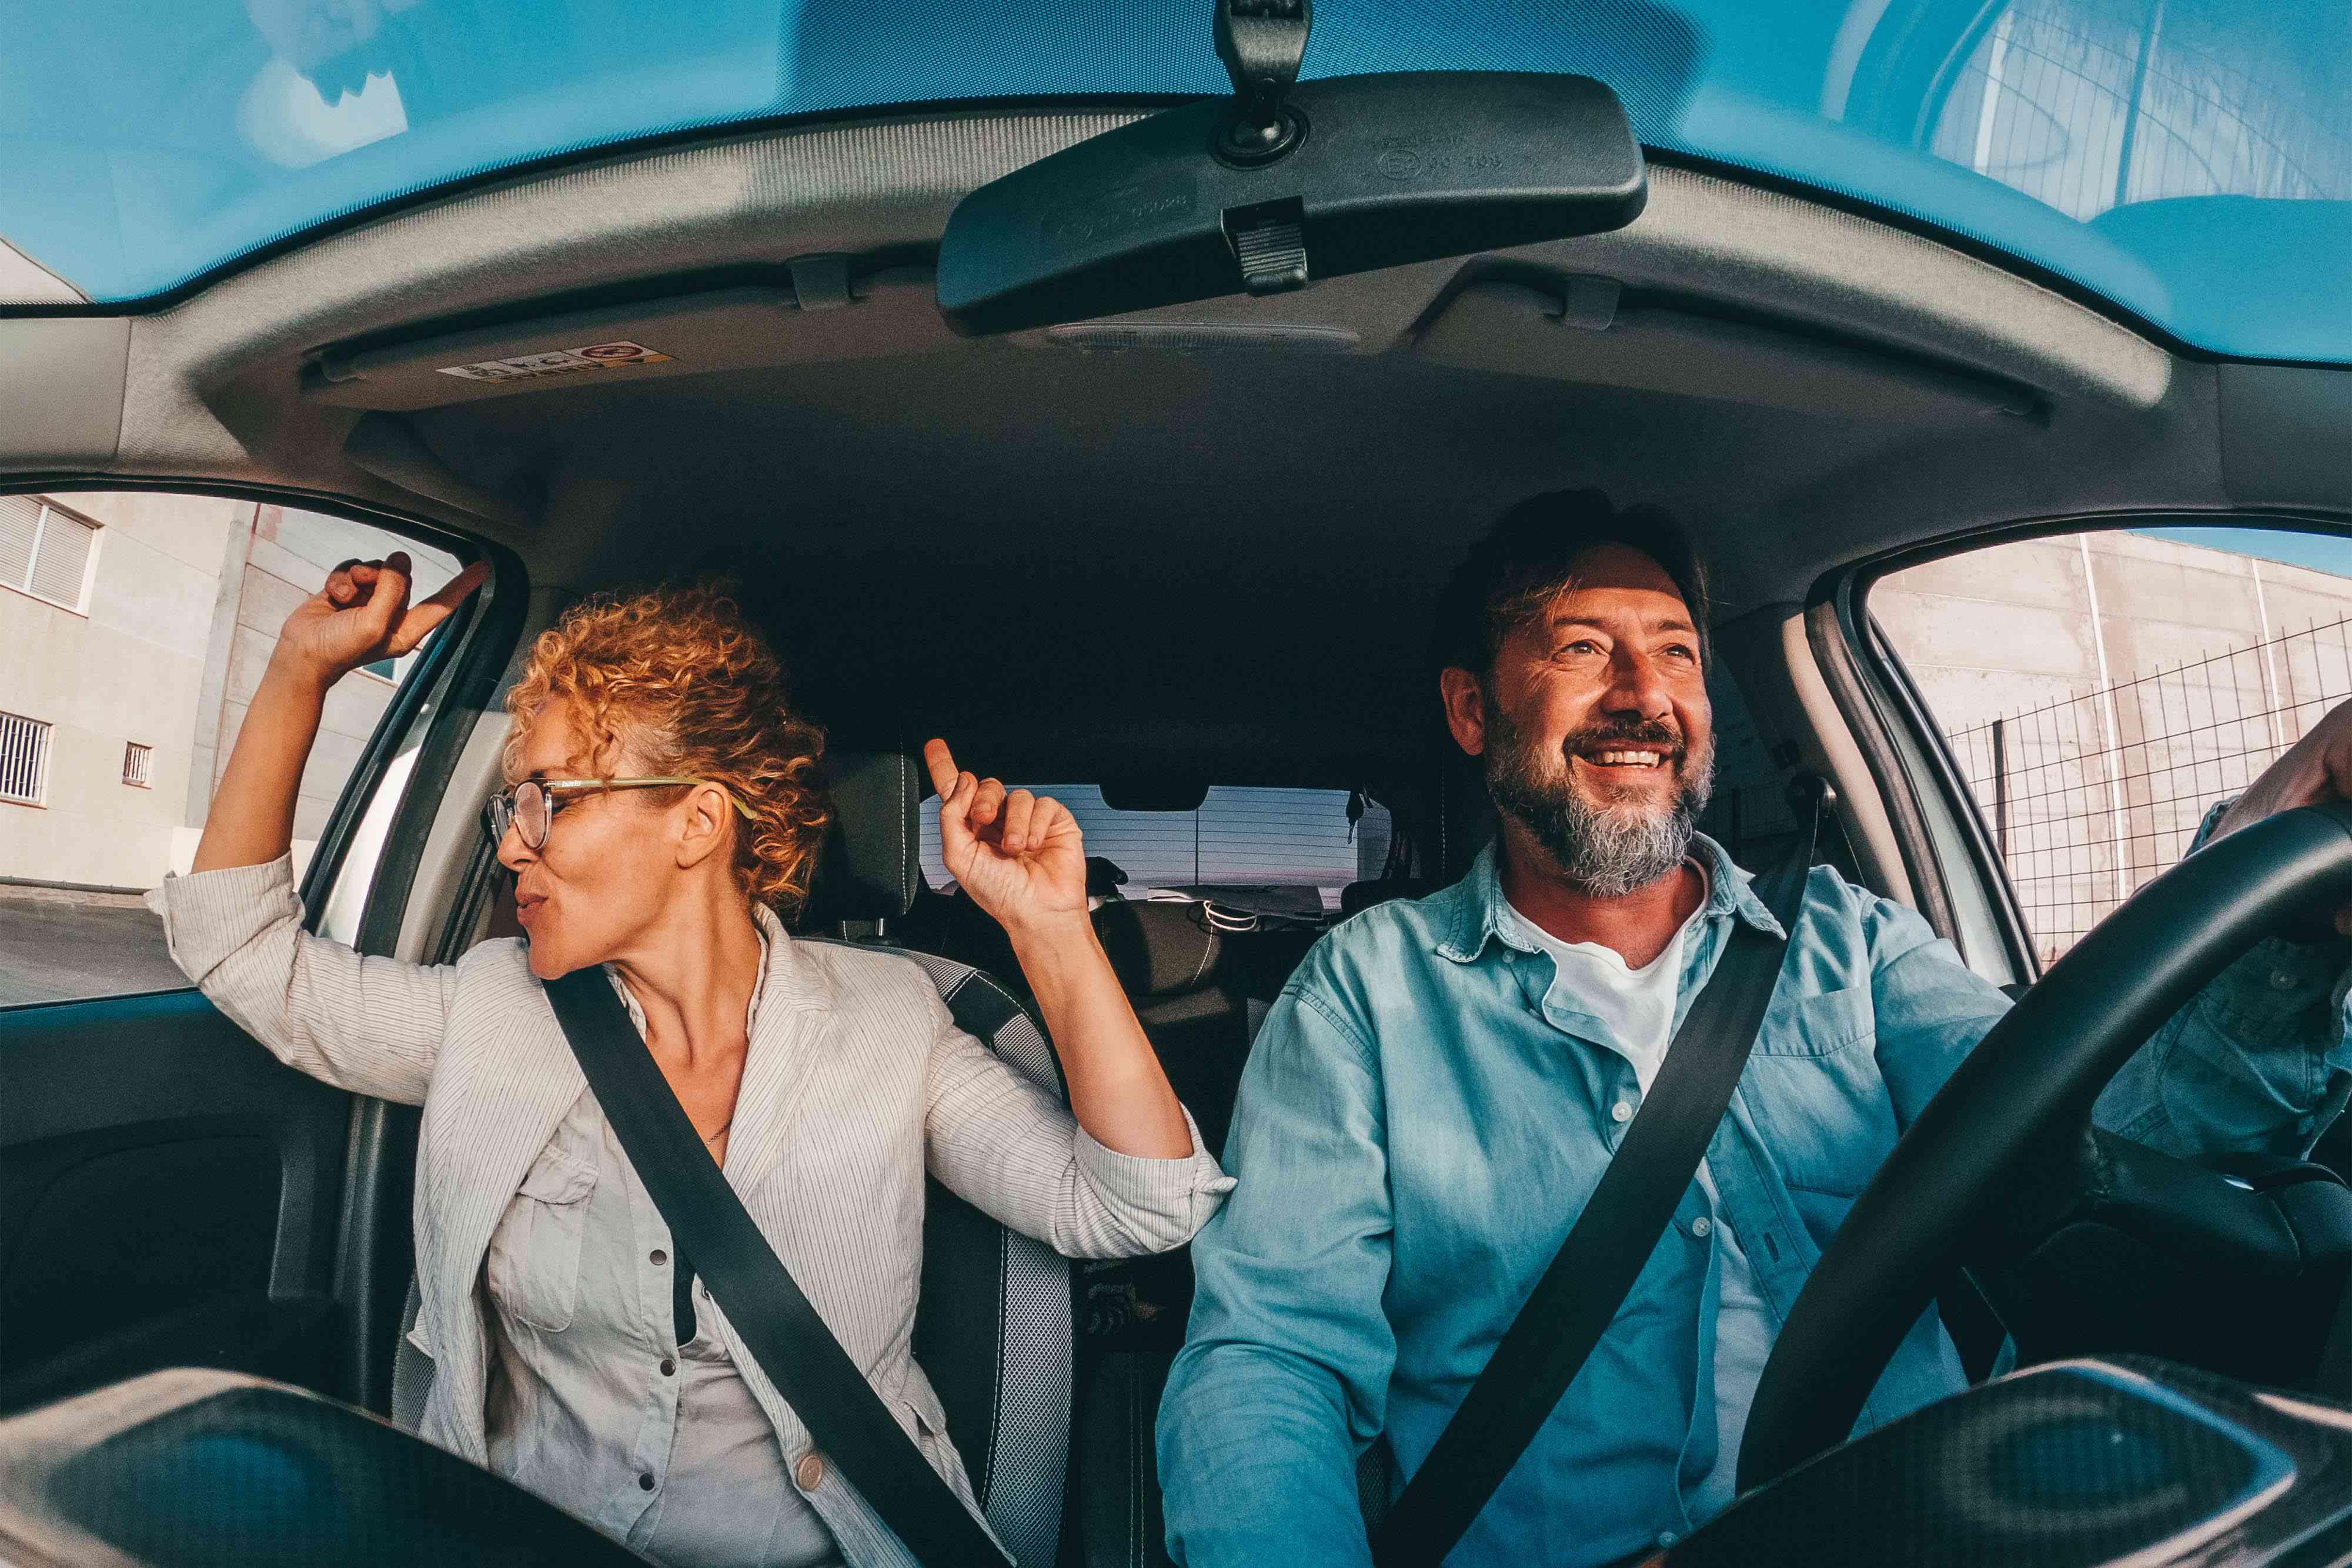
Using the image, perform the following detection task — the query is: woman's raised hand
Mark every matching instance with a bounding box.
[276,552,492,686]
[924,739,1088,935]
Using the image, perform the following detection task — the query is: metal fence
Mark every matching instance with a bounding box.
[1944,615,2352,964]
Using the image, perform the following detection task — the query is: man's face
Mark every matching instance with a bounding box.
[1447,543,1716,897]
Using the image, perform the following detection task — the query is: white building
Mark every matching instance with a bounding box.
[0,491,455,891]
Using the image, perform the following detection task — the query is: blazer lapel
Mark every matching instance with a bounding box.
[722,911,834,1192]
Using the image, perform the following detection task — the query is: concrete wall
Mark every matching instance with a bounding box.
[1,492,459,892]
[1876,531,2352,959]
[0,494,245,888]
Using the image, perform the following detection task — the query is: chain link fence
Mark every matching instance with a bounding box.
[1944,616,2352,964]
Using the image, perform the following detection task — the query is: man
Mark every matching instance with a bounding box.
[1157,490,2352,1567]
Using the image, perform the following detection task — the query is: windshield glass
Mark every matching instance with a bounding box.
[5,2,2348,362]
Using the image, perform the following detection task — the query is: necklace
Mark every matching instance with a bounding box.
[701,1117,733,1144]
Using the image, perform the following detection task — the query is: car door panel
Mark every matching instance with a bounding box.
[0,990,352,1413]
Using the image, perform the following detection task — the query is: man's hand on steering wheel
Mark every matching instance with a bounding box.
[2213,698,2352,934]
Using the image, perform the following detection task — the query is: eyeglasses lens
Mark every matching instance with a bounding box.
[517,781,550,848]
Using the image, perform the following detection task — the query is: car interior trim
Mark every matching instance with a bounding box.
[1804,592,1962,946]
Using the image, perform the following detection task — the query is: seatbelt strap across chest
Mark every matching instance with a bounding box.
[543,968,1013,1568]
[1370,780,1828,1568]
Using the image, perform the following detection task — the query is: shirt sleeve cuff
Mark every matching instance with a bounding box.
[1074,1104,1238,1228]
[145,853,302,982]
[2189,797,2239,855]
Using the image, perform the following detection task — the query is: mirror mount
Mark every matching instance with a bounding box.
[1212,0,1312,168]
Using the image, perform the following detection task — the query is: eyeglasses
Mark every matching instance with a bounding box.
[483,777,755,851]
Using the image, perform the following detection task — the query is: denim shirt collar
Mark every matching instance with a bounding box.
[1433,833,1785,965]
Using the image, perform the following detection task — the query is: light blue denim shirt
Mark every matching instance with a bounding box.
[1159,818,2352,1568]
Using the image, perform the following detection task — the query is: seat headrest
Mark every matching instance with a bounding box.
[803,748,921,925]
[1094,900,1222,998]
[1340,877,1432,917]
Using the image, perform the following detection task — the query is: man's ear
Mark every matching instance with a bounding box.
[1439,667,1489,758]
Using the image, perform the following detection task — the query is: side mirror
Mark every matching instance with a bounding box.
[937,65,1646,336]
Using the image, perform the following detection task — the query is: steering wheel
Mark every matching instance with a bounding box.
[1738,800,2352,1494]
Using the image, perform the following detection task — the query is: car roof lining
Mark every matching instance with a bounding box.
[9,104,2343,784]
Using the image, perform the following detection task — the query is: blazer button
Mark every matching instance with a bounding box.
[660,1358,676,1376]
[796,1452,826,1490]
[650,1249,668,1266]
[638,1473,655,1492]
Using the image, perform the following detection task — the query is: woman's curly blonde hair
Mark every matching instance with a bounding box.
[501,580,830,914]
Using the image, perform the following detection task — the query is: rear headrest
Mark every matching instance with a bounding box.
[803,748,921,925]
[1094,900,1222,998]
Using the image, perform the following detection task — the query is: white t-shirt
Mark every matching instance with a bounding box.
[1498,875,1773,1524]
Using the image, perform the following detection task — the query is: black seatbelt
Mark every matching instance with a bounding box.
[1370,780,1829,1568]
[543,970,1013,1568]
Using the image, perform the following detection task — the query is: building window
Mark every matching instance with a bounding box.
[0,494,101,613]
[123,742,153,788]
[0,710,52,807]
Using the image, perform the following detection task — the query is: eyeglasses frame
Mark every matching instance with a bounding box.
[483,775,757,851]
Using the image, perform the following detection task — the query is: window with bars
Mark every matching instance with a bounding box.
[0,494,100,612]
[122,742,152,788]
[1875,526,2352,965]
[0,710,52,807]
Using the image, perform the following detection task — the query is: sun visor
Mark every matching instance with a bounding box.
[299,266,955,412]
[1416,279,2042,424]
[0,317,126,469]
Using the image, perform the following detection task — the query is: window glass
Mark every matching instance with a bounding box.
[920,785,1392,913]
[1873,524,2352,965]
[0,493,465,1006]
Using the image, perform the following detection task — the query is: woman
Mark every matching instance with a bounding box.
[149,553,1232,1568]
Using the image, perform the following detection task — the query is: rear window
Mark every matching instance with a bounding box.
[920,785,1392,911]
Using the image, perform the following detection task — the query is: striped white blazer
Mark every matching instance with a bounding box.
[147,854,1232,1567]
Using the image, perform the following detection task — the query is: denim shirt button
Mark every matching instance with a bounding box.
[1611,1100,1635,1124]
[1658,1531,1679,1548]
[1690,1216,1713,1239]
[2273,969,2298,991]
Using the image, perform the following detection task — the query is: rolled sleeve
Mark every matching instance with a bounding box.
[925,991,1232,1260]
[143,852,450,1105]
[1073,1102,1237,1246]
[146,852,306,982]
[2094,796,2352,1158]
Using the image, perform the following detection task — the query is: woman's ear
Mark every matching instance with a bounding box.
[674,783,737,872]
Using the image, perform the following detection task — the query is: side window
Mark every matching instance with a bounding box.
[0,492,467,1007]
[1873,526,2352,965]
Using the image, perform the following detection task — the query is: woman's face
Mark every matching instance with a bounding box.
[495,698,686,981]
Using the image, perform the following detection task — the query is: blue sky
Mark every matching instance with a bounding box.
[2134,525,2352,579]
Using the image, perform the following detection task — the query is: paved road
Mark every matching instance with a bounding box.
[0,887,190,1007]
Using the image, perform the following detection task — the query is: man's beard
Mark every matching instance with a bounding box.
[1483,704,1716,898]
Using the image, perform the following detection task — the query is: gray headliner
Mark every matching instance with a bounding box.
[5,106,2348,782]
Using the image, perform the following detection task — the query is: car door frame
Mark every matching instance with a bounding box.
[0,480,524,1418]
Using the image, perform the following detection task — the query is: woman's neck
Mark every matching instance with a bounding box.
[607,882,766,1069]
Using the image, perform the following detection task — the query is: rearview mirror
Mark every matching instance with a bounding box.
[936,70,1647,336]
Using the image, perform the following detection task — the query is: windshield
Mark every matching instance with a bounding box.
[5,2,2348,363]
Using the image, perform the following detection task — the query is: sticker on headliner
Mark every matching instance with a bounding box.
[435,341,674,381]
